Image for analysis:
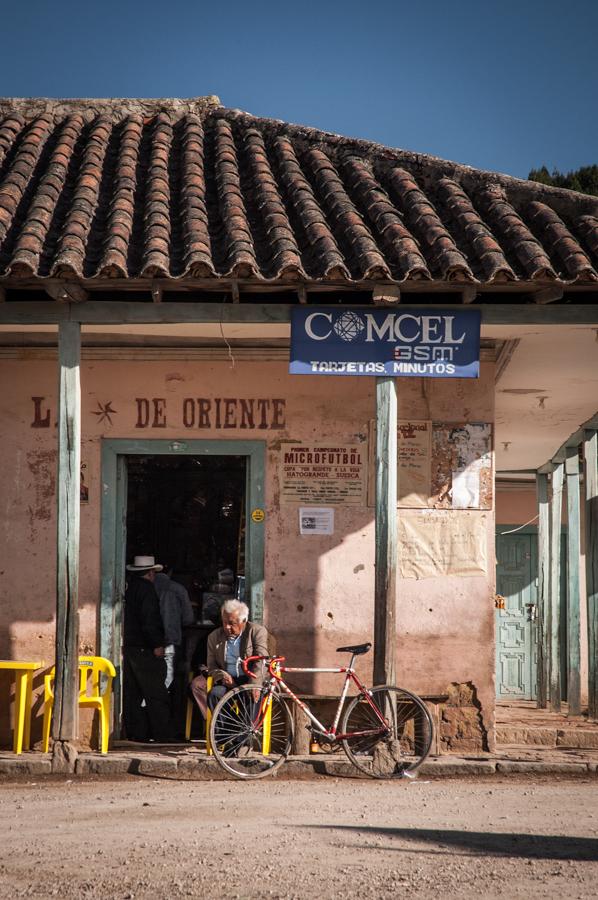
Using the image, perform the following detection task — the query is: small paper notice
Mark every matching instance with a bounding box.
[299,507,334,535]
[452,467,480,508]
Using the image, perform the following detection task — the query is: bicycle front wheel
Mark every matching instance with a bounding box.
[209,685,293,780]
[340,685,433,779]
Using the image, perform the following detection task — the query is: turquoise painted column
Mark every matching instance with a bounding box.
[584,430,598,719]
[565,446,582,716]
[52,321,81,743]
[374,377,397,687]
[536,472,550,708]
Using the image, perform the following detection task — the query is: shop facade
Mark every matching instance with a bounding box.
[1,97,598,752]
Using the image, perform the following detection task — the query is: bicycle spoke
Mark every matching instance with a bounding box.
[340,686,433,779]
[210,685,293,779]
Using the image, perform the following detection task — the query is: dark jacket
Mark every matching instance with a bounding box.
[154,573,195,646]
[207,621,269,685]
[123,574,165,650]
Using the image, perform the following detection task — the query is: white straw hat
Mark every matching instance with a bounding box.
[126,555,163,572]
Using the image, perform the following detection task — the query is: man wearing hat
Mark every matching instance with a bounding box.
[123,555,174,743]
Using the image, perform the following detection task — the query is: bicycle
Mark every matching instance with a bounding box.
[208,641,434,780]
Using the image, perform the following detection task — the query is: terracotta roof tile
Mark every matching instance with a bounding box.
[577,215,598,267]
[304,146,390,280]
[435,178,515,282]
[0,98,596,286]
[178,114,213,277]
[342,156,430,281]
[97,116,143,277]
[52,116,112,278]
[527,202,598,282]
[476,184,557,280]
[272,135,348,280]
[385,167,473,281]
[242,127,304,279]
[7,116,84,276]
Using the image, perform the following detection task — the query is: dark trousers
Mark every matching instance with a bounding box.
[123,647,172,742]
[169,645,187,736]
[208,675,251,711]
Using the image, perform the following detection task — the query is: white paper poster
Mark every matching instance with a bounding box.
[280,443,366,505]
[398,511,488,579]
[299,507,335,535]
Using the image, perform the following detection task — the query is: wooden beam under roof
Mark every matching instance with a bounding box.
[46,282,89,303]
[4,301,598,326]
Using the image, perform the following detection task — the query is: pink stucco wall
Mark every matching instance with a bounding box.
[0,357,495,748]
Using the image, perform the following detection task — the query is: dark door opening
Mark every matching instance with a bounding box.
[125,454,247,617]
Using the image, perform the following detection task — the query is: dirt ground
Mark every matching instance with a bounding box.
[0,774,597,899]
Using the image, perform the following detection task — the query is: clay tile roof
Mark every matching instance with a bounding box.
[0,96,597,286]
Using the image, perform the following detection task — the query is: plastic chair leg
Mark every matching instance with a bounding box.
[205,675,213,755]
[23,673,33,750]
[13,671,28,755]
[185,697,193,741]
[42,698,52,753]
[205,707,213,755]
[262,695,272,755]
[100,700,110,754]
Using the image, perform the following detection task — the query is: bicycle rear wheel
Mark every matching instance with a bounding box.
[209,684,293,780]
[341,685,433,778]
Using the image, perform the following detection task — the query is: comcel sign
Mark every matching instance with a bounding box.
[289,307,481,378]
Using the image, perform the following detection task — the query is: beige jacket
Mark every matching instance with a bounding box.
[207,621,269,685]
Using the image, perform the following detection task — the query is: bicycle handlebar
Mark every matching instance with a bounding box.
[241,655,285,679]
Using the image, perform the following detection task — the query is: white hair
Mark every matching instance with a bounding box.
[221,599,249,622]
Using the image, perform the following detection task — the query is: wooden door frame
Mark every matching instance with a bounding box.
[99,438,266,721]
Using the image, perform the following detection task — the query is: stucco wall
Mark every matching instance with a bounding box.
[0,357,495,749]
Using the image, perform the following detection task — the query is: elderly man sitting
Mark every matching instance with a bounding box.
[190,599,269,718]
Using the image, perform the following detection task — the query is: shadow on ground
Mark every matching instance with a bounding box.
[303,825,598,861]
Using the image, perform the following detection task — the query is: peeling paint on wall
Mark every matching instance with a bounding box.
[25,449,56,533]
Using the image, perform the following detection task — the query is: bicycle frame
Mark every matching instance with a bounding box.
[256,656,390,742]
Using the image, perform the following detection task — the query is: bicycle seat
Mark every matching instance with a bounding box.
[335,642,371,655]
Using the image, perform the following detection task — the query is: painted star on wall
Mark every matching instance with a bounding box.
[92,401,118,425]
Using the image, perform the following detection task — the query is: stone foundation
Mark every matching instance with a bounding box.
[440,682,489,753]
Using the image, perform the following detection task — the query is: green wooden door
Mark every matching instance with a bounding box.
[495,532,537,699]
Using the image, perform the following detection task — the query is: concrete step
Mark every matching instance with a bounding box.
[1,751,597,779]
[496,724,598,750]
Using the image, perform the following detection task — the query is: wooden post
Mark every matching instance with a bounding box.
[584,429,598,719]
[549,462,564,711]
[565,446,582,716]
[536,472,550,708]
[52,322,81,743]
[374,377,397,687]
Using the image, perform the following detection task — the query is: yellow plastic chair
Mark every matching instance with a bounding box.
[185,673,272,755]
[42,656,116,754]
[185,674,215,753]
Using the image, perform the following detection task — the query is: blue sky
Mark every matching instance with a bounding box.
[2,0,596,179]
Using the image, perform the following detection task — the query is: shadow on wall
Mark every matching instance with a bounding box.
[0,614,99,750]
[266,507,375,698]
[0,624,51,749]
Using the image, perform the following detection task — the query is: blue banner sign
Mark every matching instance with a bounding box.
[290,307,481,378]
